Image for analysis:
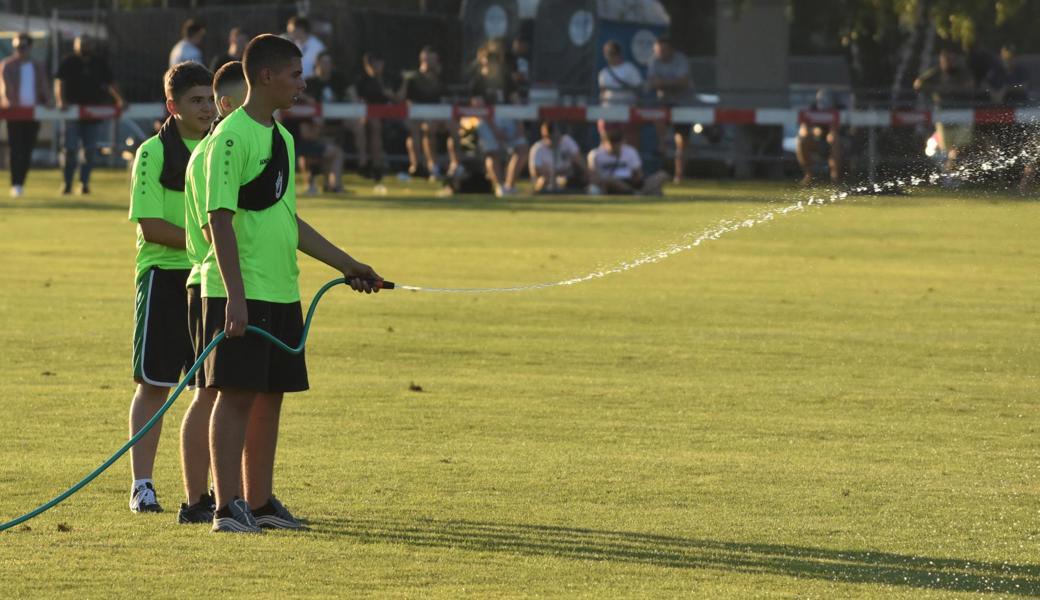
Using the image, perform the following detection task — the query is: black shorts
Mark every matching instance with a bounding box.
[133,267,193,387]
[201,297,309,393]
[186,284,207,388]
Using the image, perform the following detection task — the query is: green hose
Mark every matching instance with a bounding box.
[0,277,368,532]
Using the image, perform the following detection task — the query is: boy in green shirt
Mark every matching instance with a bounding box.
[127,61,215,513]
[202,35,381,533]
[177,61,248,524]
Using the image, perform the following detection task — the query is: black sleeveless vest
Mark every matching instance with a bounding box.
[238,123,290,212]
[157,116,194,192]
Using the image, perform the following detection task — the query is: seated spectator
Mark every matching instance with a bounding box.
[399,46,458,180]
[295,53,346,195]
[529,121,586,194]
[795,88,845,185]
[209,27,247,73]
[470,42,527,197]
[286,16,325,79]
[169,19,205,67]
[985,44,1030,106]
[588,121,668,196]
[349,51,393,183]
[647,35,693,183]
[914,48,975,178]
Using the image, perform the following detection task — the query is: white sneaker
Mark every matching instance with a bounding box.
[494,184,505,198]
[9,185,23,197]
[587,184,603,196]
[373,184,388,195]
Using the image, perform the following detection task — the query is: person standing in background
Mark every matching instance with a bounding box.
[55,35,124,195]
[0,33,52,197]
[209,27,247,73]
[286,16,325,79]
[169,19,206,67]
[646,35,693,183]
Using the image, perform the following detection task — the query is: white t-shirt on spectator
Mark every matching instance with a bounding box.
[18,61,34,106]
[296,35,326,79]
[598,61,643,106]
[169,40,203,67]
[530,134,581,178]
[588,144,642,180]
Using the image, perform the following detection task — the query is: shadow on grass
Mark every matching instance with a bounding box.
[319,517,1039,595]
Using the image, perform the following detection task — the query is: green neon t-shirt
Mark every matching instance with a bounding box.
[201,107,300,302]
[128,134,201,280]
[184,136,211,287]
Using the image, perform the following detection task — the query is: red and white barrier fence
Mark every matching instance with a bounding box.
[3,103,1040,127]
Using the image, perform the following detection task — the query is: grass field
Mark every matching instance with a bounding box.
[0,169,1037,598]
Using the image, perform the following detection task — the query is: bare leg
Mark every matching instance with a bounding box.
[406,121,421,173]
[323,143,344,192]
[181,387,216,503]
[485,155,503,191]
[795,126,816,185]
[210,388,255,508]
[130,383,169,481]
[504,147,527,190]
[422,123,438,173]
[353,120,368,168]
[674,131,688,183]
[827,131,842,183]
[243,392,283,509]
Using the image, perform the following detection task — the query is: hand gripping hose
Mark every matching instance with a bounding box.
[0,277,393,532]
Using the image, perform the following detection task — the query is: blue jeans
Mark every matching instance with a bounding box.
[62,120,103,188]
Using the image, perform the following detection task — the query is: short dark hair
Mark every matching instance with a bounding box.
[288,16,311,33]
[540,120,556,135]
[14,33,32,48]
[213,60,246,96]
[242,34,302,84]
[182,19,205,39]
[604,40,622,56]
[164,61,213,102]
[656,34,672,46]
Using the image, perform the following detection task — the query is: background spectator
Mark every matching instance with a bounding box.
[55,35,124,195]
[297,51,345,195]
[168,19,205,67]
[209,27,247,73]
[350,51,393,183]
[399,46,457,180]
[985,44,1030,106]
[914,47,975,178]
[529,121,586,194]
[795,89,845,185]
[286,16,325,79]
[588,121,668,196]
[599,40,643,107]
[470,41,526,197]
[507,37,531,101]
[0,33,52,197]
[647,35,692,183]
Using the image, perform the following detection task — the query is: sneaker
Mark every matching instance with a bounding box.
[428,164,442,182]
[60,183,72,195]
[177,495,214,524]
[9,185,23,197]
[211,497,262,533]
[79,183,90,195]
[129,482,163,513]
[253,496,305,530]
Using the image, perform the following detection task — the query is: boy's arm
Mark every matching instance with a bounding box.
[209,209,248,337]
[296,216,381,294]
[138,218,186,249]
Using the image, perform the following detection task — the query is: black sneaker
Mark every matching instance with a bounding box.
[177,496,214,524]
[211,497,262,533]
[129,482,163,513]
[203,490,216,512]
[79,183,90,195]
[253,496,305,530]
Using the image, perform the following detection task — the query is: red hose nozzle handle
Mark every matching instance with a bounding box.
[346,278,395,290]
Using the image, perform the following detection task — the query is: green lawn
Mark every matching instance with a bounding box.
[0,170,1037,598]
